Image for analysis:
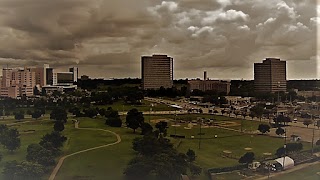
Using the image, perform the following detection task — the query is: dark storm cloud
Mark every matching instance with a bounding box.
[0,0,317,79]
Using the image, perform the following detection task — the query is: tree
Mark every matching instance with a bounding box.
[50,107,67,123]
[31,109,42,120]
[303,119,313,128]
[155,121,168,136]
[39,131,67,149]
[186,149,196,162]
[249,112,255,120]
[11,161,45,180]
[26,144,55,166]
[221,109,226,116]
[276,127,285,136]
[124,156,153,180]
[0,124,8,144]
[274,115,291,127]
[242,112,248,119]
[258,124,270,134]
[250,105,264,121]
[2,160,19,180]
[14,111,24,120]
[83,108,98,118]
[234,110,240,118]
[141,123,153,135]
[239,152,255,164]
[105,108,122,127]
[126,108,144,133]
[317,120,320,129]
[2,128,21,152]
[53,121,65,132]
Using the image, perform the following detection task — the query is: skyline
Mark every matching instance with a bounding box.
[0,0,318,79]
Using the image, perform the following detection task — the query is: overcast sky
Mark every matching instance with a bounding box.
[0,0,318,79]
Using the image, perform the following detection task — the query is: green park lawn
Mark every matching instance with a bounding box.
[0,114,313,180]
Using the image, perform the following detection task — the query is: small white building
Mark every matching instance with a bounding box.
[274,156,295,170]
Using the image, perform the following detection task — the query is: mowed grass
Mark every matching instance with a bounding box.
[0,114,313,180]
[96,100,176,112]
[0,119,53,179]
[55,118,139,180]
[270,163,320,180]
[0,117,122,180]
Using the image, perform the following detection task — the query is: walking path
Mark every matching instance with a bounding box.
[48,121,121,180]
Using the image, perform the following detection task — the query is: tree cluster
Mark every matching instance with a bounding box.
[3,131,67,179]
[0,124,21,152]
[275,143,303,157]
[105,107,122,127]
[124,133,201,180]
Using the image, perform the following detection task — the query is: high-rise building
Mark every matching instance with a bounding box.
[141,55,173,89]
[254,58,287,93]
[0,67,36,98]
[69,67,78,82]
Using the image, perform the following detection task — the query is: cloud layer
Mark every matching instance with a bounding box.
[0,0,318,79]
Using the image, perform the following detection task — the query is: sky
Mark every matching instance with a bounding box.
[0,0,318,80]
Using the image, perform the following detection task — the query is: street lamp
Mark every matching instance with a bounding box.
[198,118,205,149]
[277,81,281,104]
[283,144,286,170]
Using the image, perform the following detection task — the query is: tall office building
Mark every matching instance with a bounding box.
[254,58,287,93]
[69,67,78,82]
[141,54,173,89]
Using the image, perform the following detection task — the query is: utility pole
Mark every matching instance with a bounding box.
[282,127,287,170]
[198,118,203,150]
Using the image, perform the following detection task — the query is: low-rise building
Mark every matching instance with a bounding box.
[188,71,231,94]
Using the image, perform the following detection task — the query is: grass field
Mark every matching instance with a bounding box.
[0,114,313,180]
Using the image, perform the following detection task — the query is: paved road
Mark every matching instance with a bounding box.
[48,121,121,180]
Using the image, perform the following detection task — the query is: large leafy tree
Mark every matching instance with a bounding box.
[303,119,313,128]
[239,152,255,164]
[3,161,45,180]
[155,121,168,136]
[53,121,65,132]
[186,149,196,162]
[39,131,67,149]
[14,111,24,120]
[258,124,270,134]
[1,128,21,152]
[26,144,55,166]
[105,107,122,127]
[125,134,200,180]
[50,107,67,123]
[250,105,264,121]
[31,109,43,120]
[126,108,144,133]
[276,127,285,136]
